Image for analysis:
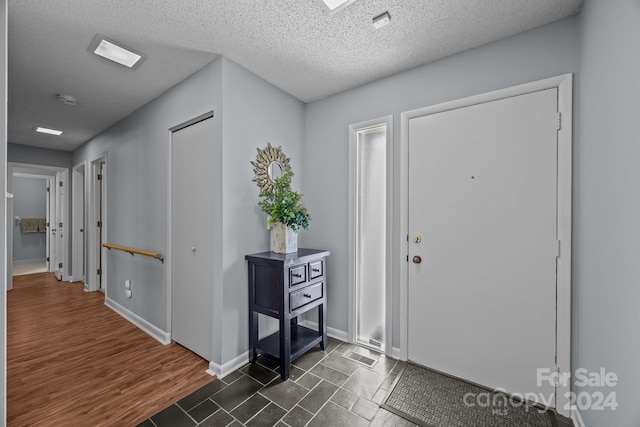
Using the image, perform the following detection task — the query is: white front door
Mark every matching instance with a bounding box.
[408,88,559,404]
[171,115,215,361]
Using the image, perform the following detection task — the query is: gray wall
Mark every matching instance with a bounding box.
[0,0,6,422]
[576,0,639,425]
[71,57,305,367]
[8,143,72,168]
[220,58,305,363]
[73,57,224,331]
[303,17,579,348]
[12,177,47,262]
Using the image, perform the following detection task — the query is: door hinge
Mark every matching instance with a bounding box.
[46,187,50,192]
[58,263,63,268]
[97,269,102,276]
[555,112,562,131]
[59,181,64,187]
[97,174,102,181]
[46,257,50,262]
[555,240,561,258]
[97,221,102,228]
[406,255,409,262]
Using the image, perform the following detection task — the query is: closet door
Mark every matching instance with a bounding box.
[171,116,214,361]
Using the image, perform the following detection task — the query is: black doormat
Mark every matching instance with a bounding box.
[381,363,560,427]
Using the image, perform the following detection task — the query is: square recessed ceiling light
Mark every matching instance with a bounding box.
[320,0,357,13]
[34,126,63,136]
[88,34,147,69]
[372,12,391,29]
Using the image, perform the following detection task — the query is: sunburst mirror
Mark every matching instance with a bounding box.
[251,143,292,194]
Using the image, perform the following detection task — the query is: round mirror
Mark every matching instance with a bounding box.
[251,143,292,194]
[268,161,284,181]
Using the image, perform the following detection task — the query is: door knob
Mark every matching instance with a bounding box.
[412,255,422,264]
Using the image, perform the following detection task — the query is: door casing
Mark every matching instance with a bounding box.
[87,153,107,292]
[399,74,573,417]
[6,163,69,288]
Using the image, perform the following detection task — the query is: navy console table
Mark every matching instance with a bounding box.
[246,249,330,380]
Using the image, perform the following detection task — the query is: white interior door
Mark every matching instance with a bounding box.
[171,116,214,361]
[54,171,67,279]
[408,89,559,404]
[72,164,85,282]
[46,178,53,272]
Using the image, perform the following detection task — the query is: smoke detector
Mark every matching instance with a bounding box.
[56,94,78,106]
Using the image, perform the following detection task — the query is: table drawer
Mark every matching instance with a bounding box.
[289,264,307,286]
[290,282,323,311]
[309,260,324,280]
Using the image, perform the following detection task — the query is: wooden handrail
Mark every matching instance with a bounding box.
[101,243,164,263]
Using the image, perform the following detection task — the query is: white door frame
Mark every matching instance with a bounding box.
[86,153,107,292]
[7,162,70,288]
[71,161,87,282]
[348,115,394,356]
[400,74,573,416]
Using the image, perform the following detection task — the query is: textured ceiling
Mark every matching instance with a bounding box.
[8,0,583,152]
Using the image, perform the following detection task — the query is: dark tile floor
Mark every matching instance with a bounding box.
[138,338,416,427]
[138,339,575,427]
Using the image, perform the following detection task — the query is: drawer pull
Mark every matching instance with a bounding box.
[293,273,303,278]
[303,293,312,298]
[312,268,320,273]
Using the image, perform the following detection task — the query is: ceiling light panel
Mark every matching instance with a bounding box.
[88,34,147,69]
[320,0,357,13]
[35,126,63,136]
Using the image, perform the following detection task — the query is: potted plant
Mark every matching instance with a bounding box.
[258,171,310,253]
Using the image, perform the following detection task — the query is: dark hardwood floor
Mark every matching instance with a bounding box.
[7,272,216,426]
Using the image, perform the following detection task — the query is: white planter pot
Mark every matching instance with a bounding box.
[271,222,298,254]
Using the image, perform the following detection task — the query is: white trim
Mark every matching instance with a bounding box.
[390,346,401,360]
[300,319,349,343]
[300,319,402,360]
[7,162,69,290]
[571,406,586,427]
[348,115,394,356]
[104,297,170,345]
[555,74,573,418]
[12,258,46,265]
[87,153,107,292]
[207,351,249,379]
[71,161,87,283]
[400,73,573,416]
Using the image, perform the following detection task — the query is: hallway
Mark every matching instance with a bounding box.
[7,273,215,426]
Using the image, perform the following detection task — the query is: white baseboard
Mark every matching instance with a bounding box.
[105,297,171,345]
[13,258,46,265]
[390,346,401,360]
[571,406,586,427]
[300,320,402,360]
[299,320,349,342]
[208,351,249,379]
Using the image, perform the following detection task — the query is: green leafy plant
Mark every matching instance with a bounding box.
[258,171,310,232]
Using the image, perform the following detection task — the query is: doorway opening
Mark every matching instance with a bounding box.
[6,163,69,289]
[71,161,86,283]
[87,154,107,292]
[348,116,393,354]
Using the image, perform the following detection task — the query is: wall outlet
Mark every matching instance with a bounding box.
[125,289,133,298]
[125,279,131,290]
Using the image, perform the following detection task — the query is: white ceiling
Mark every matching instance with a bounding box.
[8,0,583,152]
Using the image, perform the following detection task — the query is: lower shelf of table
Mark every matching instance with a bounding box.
[255,324,323,361]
